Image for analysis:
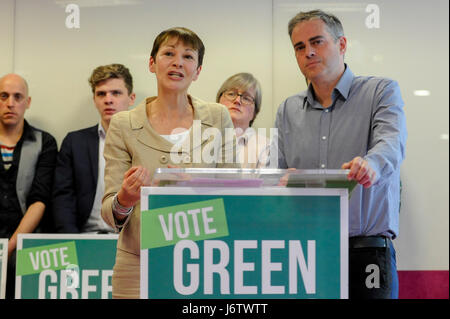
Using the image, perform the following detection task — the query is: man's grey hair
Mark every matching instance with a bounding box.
[288,9,344,41]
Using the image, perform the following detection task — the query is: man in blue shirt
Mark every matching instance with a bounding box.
[274,10,407,298]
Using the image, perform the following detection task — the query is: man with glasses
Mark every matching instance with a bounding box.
[273,10,407,298]
[216,72,270,168]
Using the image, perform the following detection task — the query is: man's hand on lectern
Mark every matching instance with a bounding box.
[341,156,376,188]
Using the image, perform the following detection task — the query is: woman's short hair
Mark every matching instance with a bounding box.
[150,27,205,67]
[216,72,262,127]
[89,63,133,94]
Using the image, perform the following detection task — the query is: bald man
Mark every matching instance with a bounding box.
[0,74,57,298]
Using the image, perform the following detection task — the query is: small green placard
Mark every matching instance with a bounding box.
[16,241,78,276]
[141,198,229,249]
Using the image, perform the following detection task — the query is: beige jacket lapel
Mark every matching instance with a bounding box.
[129,95,218,155]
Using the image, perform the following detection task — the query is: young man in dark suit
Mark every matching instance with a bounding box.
[52,64,135,233]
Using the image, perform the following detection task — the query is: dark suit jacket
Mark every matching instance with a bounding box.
[52,125,99,232]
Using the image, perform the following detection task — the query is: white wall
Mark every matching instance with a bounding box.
[0,0,15,73]
[2,0,449,271]
[13,0,273,144]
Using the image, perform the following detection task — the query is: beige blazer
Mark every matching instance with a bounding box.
[101,95,238,255]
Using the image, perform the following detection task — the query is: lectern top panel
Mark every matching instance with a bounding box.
[153,168,357,192]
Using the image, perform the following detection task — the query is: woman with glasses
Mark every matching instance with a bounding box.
[216,72,269,168]
[101,27,237,299]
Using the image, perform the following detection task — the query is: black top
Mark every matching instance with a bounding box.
[0,120,57,237]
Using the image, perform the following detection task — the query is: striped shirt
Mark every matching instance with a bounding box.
[0,144,15,170]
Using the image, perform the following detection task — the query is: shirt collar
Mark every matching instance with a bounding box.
[22,120,36,142]
[305,64,354,107]
[98,122,106,139]
[334,64,354,100]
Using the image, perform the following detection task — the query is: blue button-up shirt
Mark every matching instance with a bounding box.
[274,65,407,239]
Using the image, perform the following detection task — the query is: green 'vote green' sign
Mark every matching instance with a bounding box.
[15,234,118,299]
[141,198,229,249]
[140,187,349,299]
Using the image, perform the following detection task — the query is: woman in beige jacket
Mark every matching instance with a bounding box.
[101,27,237,299]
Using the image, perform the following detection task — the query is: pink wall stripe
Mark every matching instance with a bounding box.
[398,270,449,299]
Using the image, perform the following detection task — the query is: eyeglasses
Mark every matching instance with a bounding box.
[222,89,255,105]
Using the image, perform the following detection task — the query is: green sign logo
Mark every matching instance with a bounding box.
[16,241,78,276]
[141,198,229,249]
